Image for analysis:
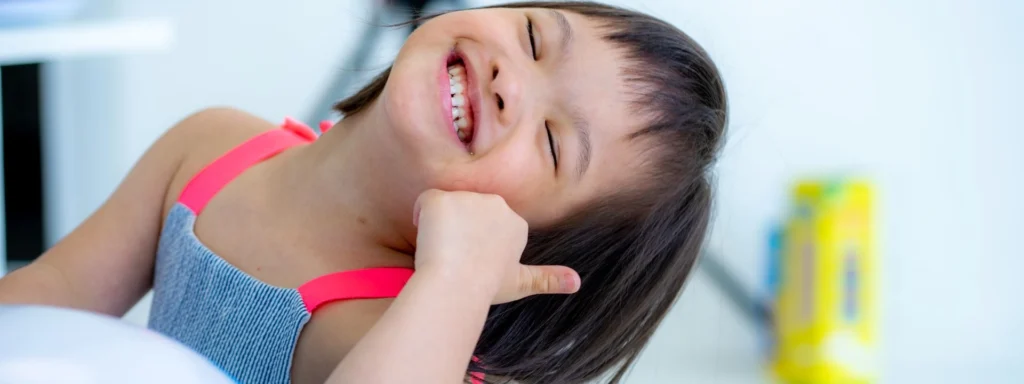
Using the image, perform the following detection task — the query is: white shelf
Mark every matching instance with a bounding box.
[0,18,173,276]
[0,18,174,65]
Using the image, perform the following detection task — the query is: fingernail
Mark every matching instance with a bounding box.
[563,273,580,293]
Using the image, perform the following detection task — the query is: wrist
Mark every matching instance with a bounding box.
[414,262,500,304]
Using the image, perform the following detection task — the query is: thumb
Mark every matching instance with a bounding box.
[517,265,581,299]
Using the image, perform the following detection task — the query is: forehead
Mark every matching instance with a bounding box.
[554,11,631,118]
[551,11,648,190]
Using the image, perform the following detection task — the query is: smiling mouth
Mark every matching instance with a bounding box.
[446,56,474,145]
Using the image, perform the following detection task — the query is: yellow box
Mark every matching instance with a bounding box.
[773,179,876,384]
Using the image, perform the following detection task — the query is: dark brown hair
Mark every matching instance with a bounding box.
[336,2,726,383]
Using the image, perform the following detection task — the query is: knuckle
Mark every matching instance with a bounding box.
[533,272,558,294]
[509,214,528,233]
[514,214,528,228]
[518,269,534,294]
[435,191,457,206]
[482,194,504,206]
[423,189,444,203]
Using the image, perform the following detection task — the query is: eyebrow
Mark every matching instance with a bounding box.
[544,10,587,178]
[570,106,592,180]
[548,9,573,58]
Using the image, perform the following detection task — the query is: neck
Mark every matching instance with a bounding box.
[264,112,419,265]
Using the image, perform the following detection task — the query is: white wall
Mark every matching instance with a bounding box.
[634,0,1024,382]
[45,0,409,239]
[49,0,1022,383]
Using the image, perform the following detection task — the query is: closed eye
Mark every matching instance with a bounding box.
[527,17,537,60]
[545,122,558,171]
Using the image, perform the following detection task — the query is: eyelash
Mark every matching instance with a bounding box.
[527,17,554,170]
[527,17,538,60]
[545,122,558,170]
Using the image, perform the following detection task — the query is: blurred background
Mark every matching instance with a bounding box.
[0,0,1021,383]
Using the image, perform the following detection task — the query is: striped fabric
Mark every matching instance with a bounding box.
[149,204,309,384]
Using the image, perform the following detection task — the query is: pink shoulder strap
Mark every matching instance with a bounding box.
[178,118,318,214]
[297,267,414,313]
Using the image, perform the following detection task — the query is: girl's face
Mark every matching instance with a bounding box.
[375,7,646,227]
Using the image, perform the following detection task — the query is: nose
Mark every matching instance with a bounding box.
[488,59,526,128]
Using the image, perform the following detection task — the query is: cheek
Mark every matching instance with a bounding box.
[381,70,442,155]
[475,160,535,201]
[438,151,545,209]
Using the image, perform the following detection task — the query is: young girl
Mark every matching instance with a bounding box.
[0,1,726,383]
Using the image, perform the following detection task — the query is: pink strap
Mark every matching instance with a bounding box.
[470,356,486,384]
[178,118,317,214]
[319,120,334,133]
[298,267,414,313]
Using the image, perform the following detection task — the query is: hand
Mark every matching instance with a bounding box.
[413,189,581,304]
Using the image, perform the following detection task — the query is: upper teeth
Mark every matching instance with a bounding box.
[448,64,471,143]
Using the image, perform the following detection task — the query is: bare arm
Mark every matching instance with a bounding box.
[0,109,222,316]
[327,268,492,384]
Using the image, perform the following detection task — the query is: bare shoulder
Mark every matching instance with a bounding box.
[160,107,279,213]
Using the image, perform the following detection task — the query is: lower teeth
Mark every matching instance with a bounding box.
[456,128,467,142]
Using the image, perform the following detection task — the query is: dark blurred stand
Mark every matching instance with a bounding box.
[699,251,772,328]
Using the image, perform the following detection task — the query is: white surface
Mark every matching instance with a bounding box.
[123,291,152,327]
[0,305,234,384]
[42,0,1024,383]
[0,18,173,65]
